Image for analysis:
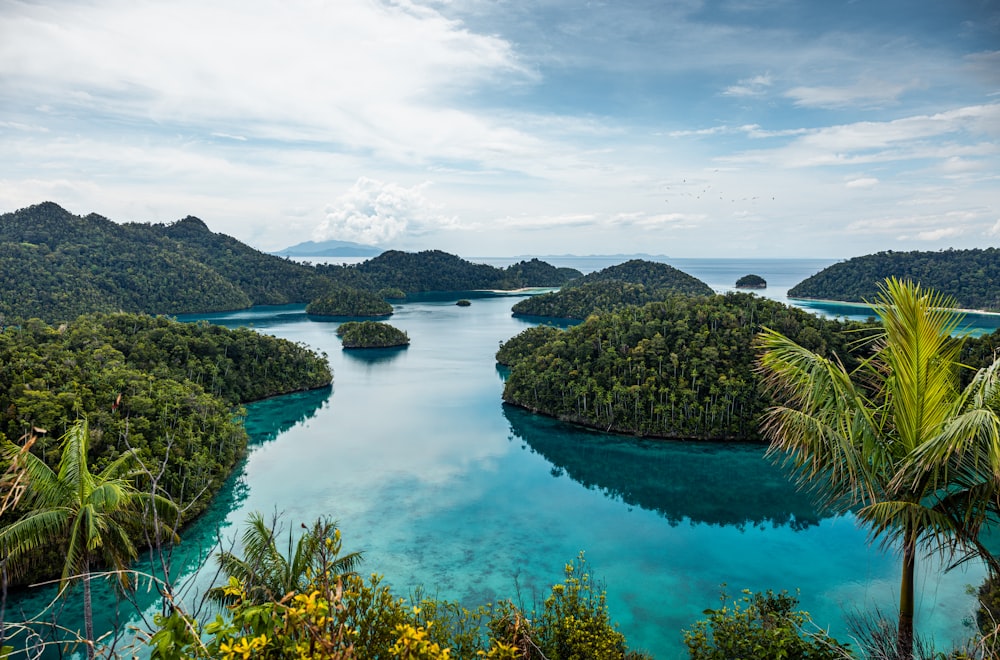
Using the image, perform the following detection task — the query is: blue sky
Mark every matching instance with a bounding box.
[1,0,997,258]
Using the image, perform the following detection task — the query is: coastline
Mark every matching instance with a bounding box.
[790,296,1000,317]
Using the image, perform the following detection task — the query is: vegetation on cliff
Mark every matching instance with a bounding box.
[337,321,410,348]
[788,248,1000,311]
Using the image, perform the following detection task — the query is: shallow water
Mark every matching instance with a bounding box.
[5,259,990,659]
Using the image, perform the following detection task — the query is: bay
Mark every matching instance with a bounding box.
[5,258,990,659]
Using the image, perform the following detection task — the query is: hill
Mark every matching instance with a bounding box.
[0,203,332,322]
[0,203,584,323]
[788,249,1000,312]
[510,259,714,319]
[316,251,582,294]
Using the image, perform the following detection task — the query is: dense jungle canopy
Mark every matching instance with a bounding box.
[0,203,581,324]
[788,248,1000,312]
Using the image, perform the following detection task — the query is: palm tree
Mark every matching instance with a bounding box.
[209,511,364,606]
[0,419,178,659]
[756,277,1000,659]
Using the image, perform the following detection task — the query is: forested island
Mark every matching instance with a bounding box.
[788,248,1000,311]
[306,286,394,317]
[337,320,410,348]
[735,274,766,289]
[500,291,1000,440]
[0,203,581,324]
[0,312,331,582]
[511,259,714,319]
[500,292,873,439]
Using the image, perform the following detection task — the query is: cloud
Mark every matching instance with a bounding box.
[314,177,457,245]
[785,77,919,109]
[722,103,1000,168]
[915,227,963,241]
[723,73,773,98]
[845,177,879,188]
[989,220,1000,237]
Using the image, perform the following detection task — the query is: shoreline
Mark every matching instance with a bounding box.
[789,297,1000,318]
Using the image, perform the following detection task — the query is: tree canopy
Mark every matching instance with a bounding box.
[337,321,410,348]
[511,260,713,319]
[500,292,870,440]
[788,248,1000,312]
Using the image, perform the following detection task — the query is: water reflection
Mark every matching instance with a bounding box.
[244,385,332,445]
[503,404,827,530]
[341,345,408,366]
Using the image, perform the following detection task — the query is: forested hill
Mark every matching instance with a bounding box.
[0,202,330,322]
[788,249,1000,312]
[511,259,714,319]
[316,250,582,292]
[1,203,579,323]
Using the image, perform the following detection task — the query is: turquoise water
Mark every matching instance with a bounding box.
[5,259,992,658]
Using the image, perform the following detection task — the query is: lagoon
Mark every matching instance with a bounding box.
[7,258,991,658]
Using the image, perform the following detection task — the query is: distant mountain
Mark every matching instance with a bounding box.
[272,239,383,257]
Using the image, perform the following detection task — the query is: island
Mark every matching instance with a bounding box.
[456,299,472,307]
[735,274,766,289]
[307,287,393,317]
[337,320,410,348]
[788,248,1000,312]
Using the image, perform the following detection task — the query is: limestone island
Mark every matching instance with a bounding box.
[337,320,410,348]
[735,274,767,289]
[456,299,472,306]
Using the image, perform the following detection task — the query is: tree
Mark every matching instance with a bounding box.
[756,278,1000,659]
[208,511,364,606]
[0,419,178,659]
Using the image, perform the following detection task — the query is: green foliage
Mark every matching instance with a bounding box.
[148,516,646,660]
[757,278,1000,656]
[530,552,650,660]
[0,312,331,582]
[683,588,850,659]
[317,250,582,295]
[0,202,335,323]
[307,286,394,317]
[500,292,869,440]
[456,299,472,307]
[512,260,713,319]
[208,511,363,606]
[0,203,580,323]
[0,420,179,658]
[787,248,1000,312]
[337,321,410,348]
[379,287,408,300]
[735,274,766,288]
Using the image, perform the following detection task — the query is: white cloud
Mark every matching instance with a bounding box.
[845,177,879,188]
[315,177,457,245]
[723,73,773,98]
[785,76,921,109]
[989,219,1000,237]
[916,227,964,241]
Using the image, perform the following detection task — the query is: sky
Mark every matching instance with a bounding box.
[1,0,998,259]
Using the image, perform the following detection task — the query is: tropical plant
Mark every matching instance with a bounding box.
[0,419,179,659]
[755,277,1000,659]
[683,587,850,659]
[208,511,364,606]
